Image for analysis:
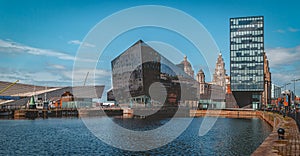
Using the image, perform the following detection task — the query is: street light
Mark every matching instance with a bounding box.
[274,86,282,98]
[283,82,291,91]
[291,78,300,97]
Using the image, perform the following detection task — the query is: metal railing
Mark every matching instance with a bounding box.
[263,108,300,131]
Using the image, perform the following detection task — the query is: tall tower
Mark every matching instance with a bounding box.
[230,16,264,108]
[262,52,271,106]
[197,69,205,94]
[212,53,226,87]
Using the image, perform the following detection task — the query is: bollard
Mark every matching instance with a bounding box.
[277,128,285,140]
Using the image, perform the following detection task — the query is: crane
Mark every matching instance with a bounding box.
[0,80,19,94]
[83,72,89,86]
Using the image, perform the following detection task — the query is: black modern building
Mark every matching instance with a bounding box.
[110,40,198,108]
[230,16,264,108]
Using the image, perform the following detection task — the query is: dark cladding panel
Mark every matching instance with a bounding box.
[232,91,253,108]
[111,41,143,103]
[140,43,161,97]
[230,16,264,92]
[110,40,199,106]
[230,16,264,108]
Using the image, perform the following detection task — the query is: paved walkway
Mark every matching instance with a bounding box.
[252,112,300,156]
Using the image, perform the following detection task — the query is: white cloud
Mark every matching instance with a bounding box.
[27,72,62,82]
[0,70,70,86]
[272,73,297,83]
[0,67,111,87]
[275,29,285,33]
[275,27,299,33]
[64,69,111,79]
[63,69,111,86]
[272,72,300,93]
[288,27,299,32]
[266,45,300,67]
[0,39,96,63]
[49,64,66,70]
[268,46,300,94]
[68,40,95,48]
[0,39,75,61]
[68,40,81,45]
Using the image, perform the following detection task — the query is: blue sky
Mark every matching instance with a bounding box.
[0,0,300,95]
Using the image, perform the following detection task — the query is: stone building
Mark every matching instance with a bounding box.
[212,53,226,88]
[196,69,226,109]
[196,69,206,95]
[196,53,238,109]
[262,52,272,107]
[177,56,194,78]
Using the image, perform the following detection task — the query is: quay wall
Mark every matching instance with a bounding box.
[190,109,258,117]
[252,111,300,156]
[13,108,124,119]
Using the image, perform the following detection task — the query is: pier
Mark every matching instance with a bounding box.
[13,109,79,119]
[10,108,126,119]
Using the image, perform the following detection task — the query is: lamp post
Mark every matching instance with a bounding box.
[283,82,291,91]
[291,79,300,120]
[291,78,300,97]
[274,86,282,98]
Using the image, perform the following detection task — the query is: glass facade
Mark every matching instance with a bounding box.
[111,40,198,106]
[230,16,264,92]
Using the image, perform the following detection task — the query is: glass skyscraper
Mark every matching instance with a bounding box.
[230,16,264,108]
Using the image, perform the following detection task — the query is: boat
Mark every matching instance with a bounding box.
[36,86,50,110]
[28,96,36,109]
[0,111,12,116]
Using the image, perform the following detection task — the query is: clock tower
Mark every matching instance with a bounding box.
[212,53,226,87]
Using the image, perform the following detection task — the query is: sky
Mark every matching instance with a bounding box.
[0,0,300,95]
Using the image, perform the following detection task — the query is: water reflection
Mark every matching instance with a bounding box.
[0,117,272,155]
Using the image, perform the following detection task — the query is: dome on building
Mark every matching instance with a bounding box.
[198,69,204,74]
[176,56,194,78]
[180,56,192,68]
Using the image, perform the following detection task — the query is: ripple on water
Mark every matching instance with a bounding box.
[0,117,272,155]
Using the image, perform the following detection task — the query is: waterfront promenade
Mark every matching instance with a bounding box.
[252,111,300,156]
[191,109,300,156]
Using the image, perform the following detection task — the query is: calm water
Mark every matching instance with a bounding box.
[0,117,272,155]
